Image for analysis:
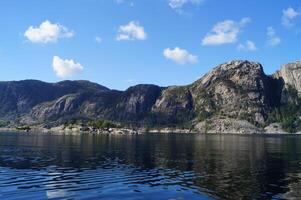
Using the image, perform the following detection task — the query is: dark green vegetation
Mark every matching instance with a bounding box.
[0,120,9,127]
[62,118,120,131]
[87,119,118,129]
[0,60,301,133]
[16,126,31,132]
[267,86,301,133]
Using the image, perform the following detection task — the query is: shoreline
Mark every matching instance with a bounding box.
[0,126,300,135]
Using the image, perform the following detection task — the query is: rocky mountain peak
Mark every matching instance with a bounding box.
[217,60,262,71]
[54,80,109,92]
[275,61,301,94]
[194,60,264,90]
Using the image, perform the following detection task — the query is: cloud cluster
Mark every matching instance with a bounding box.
[116,21,147,41]
[24,20,74,44]
[282,7,300,27]
[266,27,281,46]
[163,47,198,65]
[95,36,102,43]
[237,40,257,51]
[23,4,299,78]
[168,0,202,12]
[202,18,251,46]
[52,56,84,78]
[114,0,134,7]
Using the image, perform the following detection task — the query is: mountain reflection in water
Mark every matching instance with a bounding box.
[0,133,301,200]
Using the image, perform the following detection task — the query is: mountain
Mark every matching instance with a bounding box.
[1,60,301,133]
[0,80,108,118]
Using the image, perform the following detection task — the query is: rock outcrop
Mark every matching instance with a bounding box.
[275,61,301,94]
[264,123,288,134]
[191,60,281,126]
[195,117,262,134]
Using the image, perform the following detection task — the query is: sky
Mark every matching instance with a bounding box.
[0,0,301,90]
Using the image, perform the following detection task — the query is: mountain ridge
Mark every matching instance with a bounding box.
[1,60,301,133]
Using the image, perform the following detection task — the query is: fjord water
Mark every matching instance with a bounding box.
[0,133,301,200]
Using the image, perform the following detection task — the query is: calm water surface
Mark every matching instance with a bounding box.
[0,132,301,200]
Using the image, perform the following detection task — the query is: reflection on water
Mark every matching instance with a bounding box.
[0,133,301,199]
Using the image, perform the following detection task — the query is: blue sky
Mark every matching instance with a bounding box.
[0,0,300,90]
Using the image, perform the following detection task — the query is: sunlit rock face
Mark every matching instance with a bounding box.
[0,80,108,119]
[275,61,301,95]
[190,60,282,126]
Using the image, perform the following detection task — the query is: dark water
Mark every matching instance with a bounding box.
[0,133,301,200]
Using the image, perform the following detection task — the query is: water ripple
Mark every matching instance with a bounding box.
[1,133,301,199]
[0,164,208,200]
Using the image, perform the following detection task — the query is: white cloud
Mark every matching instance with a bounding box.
[24,20,74,44]
[202,17,251,46]
[266,27,281,46]
[116,21,147,41]
[115,0,124,3]
[237,40,257,51]
[52,56,84,78]
[168,0,202,12]
[163,47,198,65]
[115,0,134,6]
[169,0,187,9]
[125,79,135,84]
[95,36,102,43]
[282,7,300,27]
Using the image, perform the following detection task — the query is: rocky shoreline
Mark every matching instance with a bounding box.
[0,126,195,135]
[1,120,300,135]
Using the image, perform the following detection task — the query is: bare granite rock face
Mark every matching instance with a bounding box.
[0,80,108,119]
[24,84,163,125]
[151,86,194,124]
[28,93,84,122]
[147,60,283,127]
[191,60,281,126]
[117,84,162,120]
[264,123,289,134]
[275,61,301,94]
[195,117,262,134]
